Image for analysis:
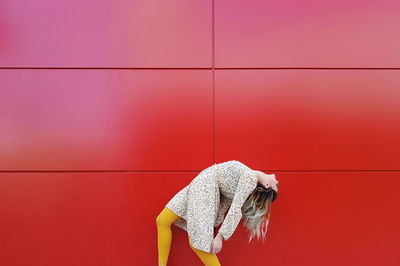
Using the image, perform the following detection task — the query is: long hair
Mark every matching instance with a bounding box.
[241,183,278,243]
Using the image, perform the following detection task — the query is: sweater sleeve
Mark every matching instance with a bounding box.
[218,161,257,241]
[214,195,232,227]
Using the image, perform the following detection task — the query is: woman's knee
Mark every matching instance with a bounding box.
[188,236,221,265]
[156,207,179,227]
[156,211,168,227]
[190,247,221,266]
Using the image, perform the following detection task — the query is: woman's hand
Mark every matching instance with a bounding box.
[210,233,223,254]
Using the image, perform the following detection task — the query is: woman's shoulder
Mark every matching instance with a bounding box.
[224,160,249,168]
[215,160,253,174]
[217,159,243,165]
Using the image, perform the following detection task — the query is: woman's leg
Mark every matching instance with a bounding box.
[188,236,221,266]
[156,207,180,266]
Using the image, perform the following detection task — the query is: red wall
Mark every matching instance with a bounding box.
[1,0,400,265]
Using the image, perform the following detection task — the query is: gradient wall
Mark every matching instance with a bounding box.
[1,0,400,265]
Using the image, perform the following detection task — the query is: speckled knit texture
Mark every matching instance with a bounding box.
[164,160,257,253]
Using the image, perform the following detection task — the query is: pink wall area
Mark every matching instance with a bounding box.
[1,0,400,265]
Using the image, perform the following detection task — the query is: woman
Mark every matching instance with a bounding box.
[156,160,279,266]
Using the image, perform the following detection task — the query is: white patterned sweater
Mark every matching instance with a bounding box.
[164,160,258,253]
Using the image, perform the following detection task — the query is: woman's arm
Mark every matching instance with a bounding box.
[217,161,257,241]
[215,195,232,228]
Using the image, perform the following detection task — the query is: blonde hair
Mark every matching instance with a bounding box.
[241,183,278,243]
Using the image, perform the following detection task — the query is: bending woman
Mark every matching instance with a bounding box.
[156,160,279,265]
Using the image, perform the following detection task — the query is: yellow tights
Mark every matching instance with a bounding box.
[156,207,221,266]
